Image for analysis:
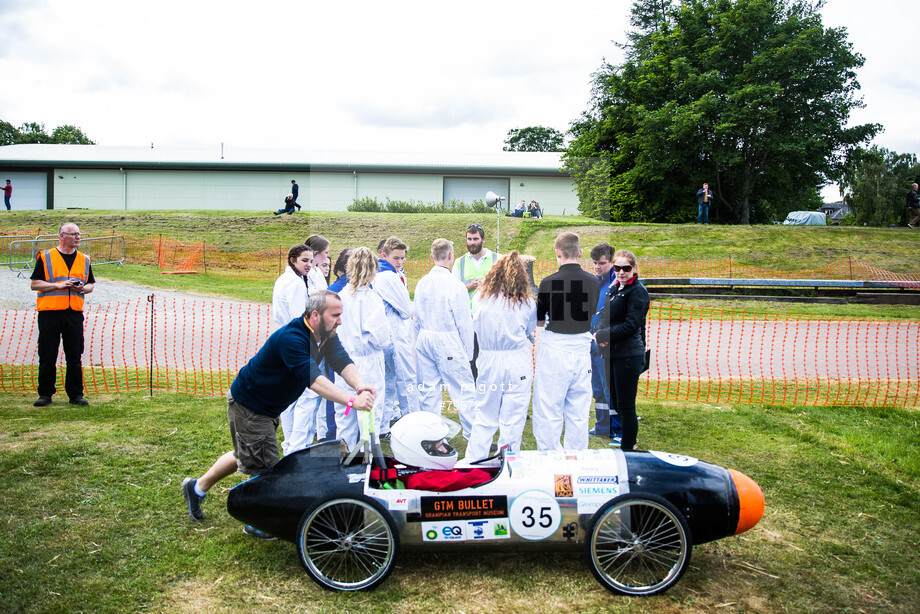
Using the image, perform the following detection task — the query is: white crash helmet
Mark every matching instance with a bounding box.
[389,412,460,470]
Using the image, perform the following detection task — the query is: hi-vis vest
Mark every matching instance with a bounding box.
[36,249,90,312]
[456,251,497,292]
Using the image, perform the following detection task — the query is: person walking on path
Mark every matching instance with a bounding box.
[30,222,95,407]
[907,183,920,228]
[182,290,376,537]
[290,179,301,210]
[532,232,600,451]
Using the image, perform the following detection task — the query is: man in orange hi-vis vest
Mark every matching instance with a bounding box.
[30,222,95,407]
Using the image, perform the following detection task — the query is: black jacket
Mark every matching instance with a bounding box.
[594,277,650,359]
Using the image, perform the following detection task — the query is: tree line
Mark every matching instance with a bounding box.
[504,0,917,226]
[1,119,95,145]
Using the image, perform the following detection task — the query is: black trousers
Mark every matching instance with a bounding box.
[605,354,643,450]
[37,309,85,399]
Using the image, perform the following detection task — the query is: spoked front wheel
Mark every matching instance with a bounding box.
[296,497,399,591]
[586,494,692,596]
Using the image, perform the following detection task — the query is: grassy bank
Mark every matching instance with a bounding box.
[2,210,918,315]
[0,392,917,613]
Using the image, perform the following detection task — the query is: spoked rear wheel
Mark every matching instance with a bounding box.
[586,494,691,596]
[296,497,398,591]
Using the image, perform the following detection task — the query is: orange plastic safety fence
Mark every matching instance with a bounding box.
[0,296,270,397]
[2,297,918,406]
[641,303,920,407]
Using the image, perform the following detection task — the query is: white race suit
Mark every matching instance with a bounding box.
[373,267,419,421]
[465,292,536,462]
[413,265,476,437]
[532,330,593,451]
[334,284,391,449]
[271,267,322,454]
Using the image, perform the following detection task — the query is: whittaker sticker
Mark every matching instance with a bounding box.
[420,495,509,521]
[554,474,573,497]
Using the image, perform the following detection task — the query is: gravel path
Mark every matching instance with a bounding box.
[0,267,255,310]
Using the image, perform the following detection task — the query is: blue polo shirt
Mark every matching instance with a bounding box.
[230,316,353,417]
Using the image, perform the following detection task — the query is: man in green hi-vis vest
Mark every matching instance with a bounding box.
[451,223,499,379]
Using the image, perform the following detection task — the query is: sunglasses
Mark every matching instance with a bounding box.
[468,224,483,231]
[613,265,633,273]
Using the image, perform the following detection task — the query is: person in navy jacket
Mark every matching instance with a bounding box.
[594,250,650,452]
[182,290,376,530]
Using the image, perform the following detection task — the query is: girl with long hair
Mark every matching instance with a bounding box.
[334,247,392,447]
[465,250,537,461]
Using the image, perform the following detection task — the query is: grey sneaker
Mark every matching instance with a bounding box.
[244,524,277,540]
[182,478,205,521]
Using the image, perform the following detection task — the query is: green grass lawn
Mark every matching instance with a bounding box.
[0,392,917,613]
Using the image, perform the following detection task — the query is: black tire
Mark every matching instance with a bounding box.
[586,494,692,596]
[296,496,399,591]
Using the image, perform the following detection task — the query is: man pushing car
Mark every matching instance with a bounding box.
[182,290,376,538]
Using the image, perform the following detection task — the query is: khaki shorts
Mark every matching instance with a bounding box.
[227,391,280,475]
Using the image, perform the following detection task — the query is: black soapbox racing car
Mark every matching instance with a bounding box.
[227,425,764,597]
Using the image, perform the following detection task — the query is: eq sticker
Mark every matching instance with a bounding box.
[510,490,561,540]
[648,450,699,467]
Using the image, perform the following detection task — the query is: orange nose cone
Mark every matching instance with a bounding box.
[729,468,765,535]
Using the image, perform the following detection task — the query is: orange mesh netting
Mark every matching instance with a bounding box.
[1,298,917,406]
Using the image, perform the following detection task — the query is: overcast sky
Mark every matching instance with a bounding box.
[1,0,916,184]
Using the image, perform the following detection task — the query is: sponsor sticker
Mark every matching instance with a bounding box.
[421,520,511,542]
[554,474,573,498]
[388,496,409,511]
[577,475,619,485]
[420,495,509,521]
[649,450,699,467]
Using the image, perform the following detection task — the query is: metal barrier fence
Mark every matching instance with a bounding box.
[7,235,126,276]
[1,297,917,407]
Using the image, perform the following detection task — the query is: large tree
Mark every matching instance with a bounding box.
[503,126,565,152]
[565,0,878,223]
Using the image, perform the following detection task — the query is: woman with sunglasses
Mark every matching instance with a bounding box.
[593,250,650,451]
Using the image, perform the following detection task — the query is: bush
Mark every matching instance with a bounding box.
[838,213,858,226]
[347,197,492,214]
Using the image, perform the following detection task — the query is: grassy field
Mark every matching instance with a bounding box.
[1,392,917,613]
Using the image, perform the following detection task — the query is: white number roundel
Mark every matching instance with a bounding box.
[510,490,561,540]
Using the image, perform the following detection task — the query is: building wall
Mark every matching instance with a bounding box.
[1,172,48,210]
[49,168,579,214]
[509,174,579,216]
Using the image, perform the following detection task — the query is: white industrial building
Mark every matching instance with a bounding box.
[0,144,580,215]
